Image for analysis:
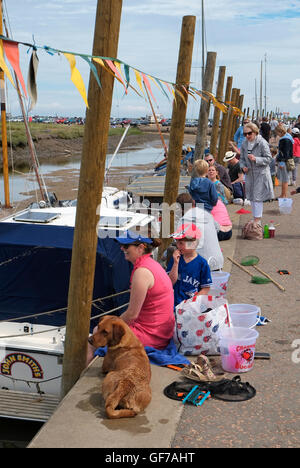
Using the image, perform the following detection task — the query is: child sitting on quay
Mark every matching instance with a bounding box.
[167,223,212,307]
[188,159,218,212]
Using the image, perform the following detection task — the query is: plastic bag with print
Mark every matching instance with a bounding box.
[173,293,231,356]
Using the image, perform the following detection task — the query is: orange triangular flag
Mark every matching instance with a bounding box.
[3,40,27,98]
[141,73,156,103]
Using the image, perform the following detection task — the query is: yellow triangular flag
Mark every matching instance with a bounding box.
[133,69,145,98]
[64,52,88,108]
[0,40,15,88]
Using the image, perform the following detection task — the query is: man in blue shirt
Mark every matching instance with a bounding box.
[167,223,212,307]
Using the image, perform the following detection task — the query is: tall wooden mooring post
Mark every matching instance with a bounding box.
[159,16,196,256]
[62,0,123,397]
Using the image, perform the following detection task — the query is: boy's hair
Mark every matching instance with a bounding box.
[194,159,209,177]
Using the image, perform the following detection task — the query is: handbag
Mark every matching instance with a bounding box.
[242,220,263,240]
[173,294,231,355]
[286,158,295,171]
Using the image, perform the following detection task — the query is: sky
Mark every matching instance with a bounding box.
[3,0,300,119]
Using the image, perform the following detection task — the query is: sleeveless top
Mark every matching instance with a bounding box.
[129,254,175,350]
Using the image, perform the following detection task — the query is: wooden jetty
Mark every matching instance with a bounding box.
[126,175,191,203]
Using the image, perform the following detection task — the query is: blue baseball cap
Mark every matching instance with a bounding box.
[115,230,153,245]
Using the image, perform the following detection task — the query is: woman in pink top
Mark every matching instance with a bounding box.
[116,233,174,349]
[211,199,233,241]
[86,233,175,364]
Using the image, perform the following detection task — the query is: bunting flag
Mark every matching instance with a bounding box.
[27,50,39,111]
[141,73,156,103]
[3,40,27,98]
[0,40,15,89]
[151,76,170,102]
[0,35,241,116]
[63,52,88,108]
[81,55,101,89]
[133,69,146,98]
[105,59,127,94]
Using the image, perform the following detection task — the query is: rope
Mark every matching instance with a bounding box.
[0,373,62,385]
[0,246,42,268]
[0,288,130,324]
[0,302,129,340]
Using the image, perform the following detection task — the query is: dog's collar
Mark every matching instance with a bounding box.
[108,344,121,350]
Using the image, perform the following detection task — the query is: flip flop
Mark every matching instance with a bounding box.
[164,376,256,402]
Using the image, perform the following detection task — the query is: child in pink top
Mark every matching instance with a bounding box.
[211,200,233,241]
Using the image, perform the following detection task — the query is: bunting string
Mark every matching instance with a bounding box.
[0,34,243,117]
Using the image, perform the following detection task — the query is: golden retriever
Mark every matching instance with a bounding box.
[88,316,152,419]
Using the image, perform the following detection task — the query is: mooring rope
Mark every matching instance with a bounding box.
[0,301,129,340]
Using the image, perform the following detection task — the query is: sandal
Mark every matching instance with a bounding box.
[181,361,224,382]
[196,355,225,378]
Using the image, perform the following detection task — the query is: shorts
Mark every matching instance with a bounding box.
[277,162,289,183]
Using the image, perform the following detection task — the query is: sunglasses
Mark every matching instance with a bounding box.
[243,131,253,136]
[121,243,142,250]
[206,158,214,162]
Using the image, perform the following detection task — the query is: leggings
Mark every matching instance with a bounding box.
[251,201,263,219]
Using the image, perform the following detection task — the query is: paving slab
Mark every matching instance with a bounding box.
[28,357,185,449]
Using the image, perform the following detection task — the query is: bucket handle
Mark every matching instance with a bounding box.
[250,309,261,329]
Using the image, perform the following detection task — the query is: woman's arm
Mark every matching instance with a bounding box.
[120,267,154,324]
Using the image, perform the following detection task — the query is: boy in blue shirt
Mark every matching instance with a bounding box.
[188,159,218,212]
[167,223,212,307]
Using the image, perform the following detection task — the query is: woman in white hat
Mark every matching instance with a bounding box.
[239,122,274,224]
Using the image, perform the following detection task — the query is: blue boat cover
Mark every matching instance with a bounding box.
[0,223,131,330]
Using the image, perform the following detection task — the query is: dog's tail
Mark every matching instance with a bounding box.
[105,379,137,419]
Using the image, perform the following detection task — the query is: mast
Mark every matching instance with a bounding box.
[255,78,258,114]
[259,59,263,117]
[264,53,267,115]
[0,0,11,208]
[201,0,205,88]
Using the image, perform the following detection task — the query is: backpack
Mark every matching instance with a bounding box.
[242,220,263,240]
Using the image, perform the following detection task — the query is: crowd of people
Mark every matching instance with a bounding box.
[87,114,300,361]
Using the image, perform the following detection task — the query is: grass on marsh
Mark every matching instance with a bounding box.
[0,122,142,148]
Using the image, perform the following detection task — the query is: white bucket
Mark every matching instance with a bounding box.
[229,304,261,329]
[219,327,259,373]
[278,197,293,215]
[211,271,230,296]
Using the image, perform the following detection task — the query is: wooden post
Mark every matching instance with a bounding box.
[229,88,240,140]
[61,0,123,398]
[194,51,217,160]
[235,94,244,133]
[209,65,226,157]
[226,88,238,147]
[158,15,196,258]
[217,76,232,164]
[0,0,11,208]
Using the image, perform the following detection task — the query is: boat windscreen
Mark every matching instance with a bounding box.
[13,211,61,224]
